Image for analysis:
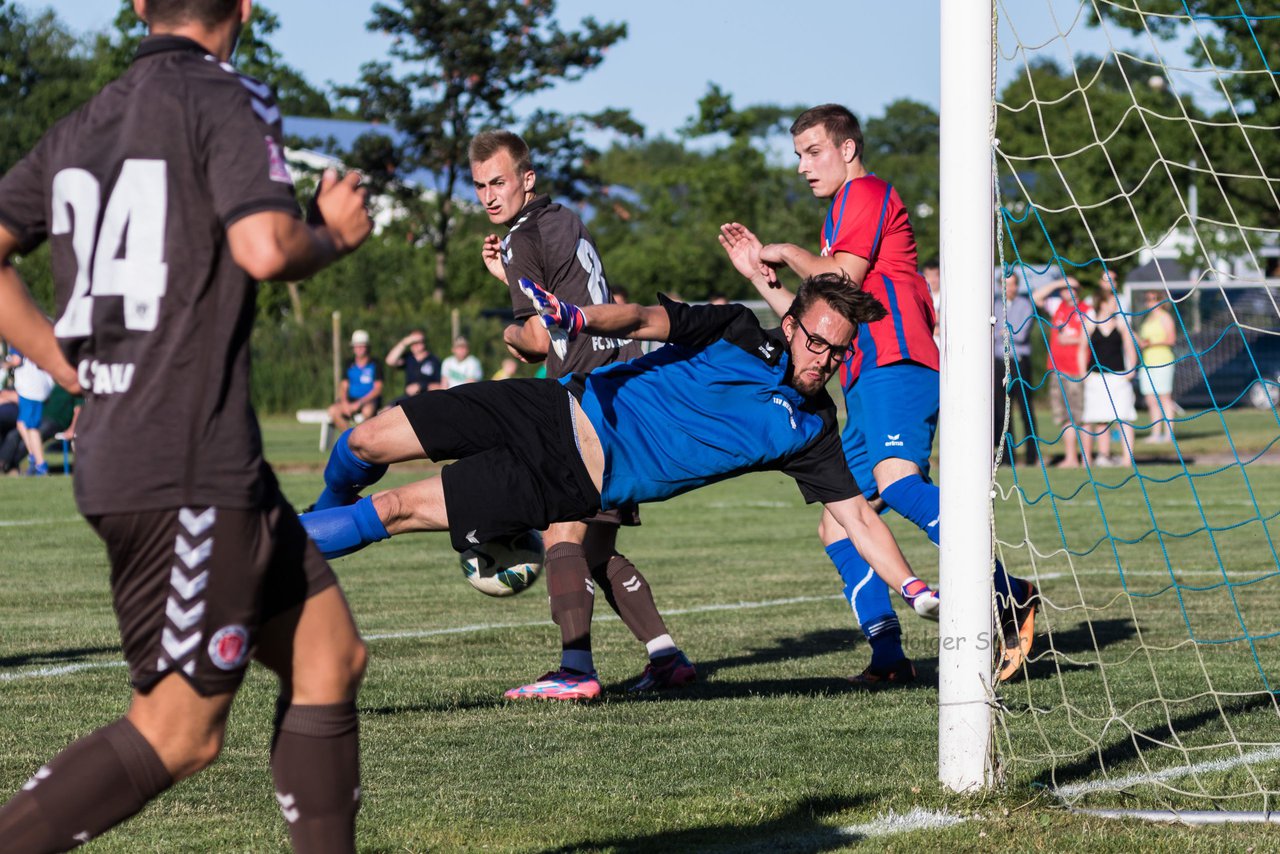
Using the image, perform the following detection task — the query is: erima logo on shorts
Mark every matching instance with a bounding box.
[885,433,905,447]
[208,625,250,671]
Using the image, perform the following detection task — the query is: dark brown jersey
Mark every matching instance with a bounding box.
[0,35,300,515]
[500,195,641,378]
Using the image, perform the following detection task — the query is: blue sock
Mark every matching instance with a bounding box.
[300,496,389,559]
[880,474,940,546]
[881,474,1028,601]
[826,539,904,668]
[312,429,389,511]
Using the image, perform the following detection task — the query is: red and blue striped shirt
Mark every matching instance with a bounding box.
[821,175,938,384]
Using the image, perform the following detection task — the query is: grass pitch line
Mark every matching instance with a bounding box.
[1054,744,1280,798]
[0,594,846,681]
[837,807,967,838]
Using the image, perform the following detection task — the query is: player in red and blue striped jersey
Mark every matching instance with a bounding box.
[720,104,1036,686]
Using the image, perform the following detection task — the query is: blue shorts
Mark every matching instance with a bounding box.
[841,362,939,499]
[17,397,44,429]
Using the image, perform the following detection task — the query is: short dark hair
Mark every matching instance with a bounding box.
[922,258,940,272]
[145,0,240,28]
[787,273,887,330]
[468,130,533,175]
[790,104,863,160]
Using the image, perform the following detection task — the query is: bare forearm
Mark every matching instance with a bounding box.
[826,498,914,590]
[580,303,670,342]
[0,263,79,392]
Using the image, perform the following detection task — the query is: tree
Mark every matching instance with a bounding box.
[335,0,630,303]
[996,54,1205,279]
[0,3,98,172]
[1094,2,1280,246]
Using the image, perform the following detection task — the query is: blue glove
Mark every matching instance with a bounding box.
[519,278,585,339]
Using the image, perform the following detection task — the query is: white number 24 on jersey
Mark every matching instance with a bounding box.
[52,159,169,338]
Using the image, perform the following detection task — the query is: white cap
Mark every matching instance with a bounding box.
[350,329,370,347]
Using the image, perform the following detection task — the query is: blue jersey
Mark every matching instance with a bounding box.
[562,297,858,509]
[345,359,382,400]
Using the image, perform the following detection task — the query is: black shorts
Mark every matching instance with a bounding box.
[399,379,601,552]
[88,487,336,696]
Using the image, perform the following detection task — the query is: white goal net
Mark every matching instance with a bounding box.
[990,0,1280,816]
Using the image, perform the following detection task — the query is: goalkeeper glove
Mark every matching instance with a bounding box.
[519,278,585,339]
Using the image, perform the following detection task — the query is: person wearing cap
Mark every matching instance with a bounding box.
[440,335,483,388]
[329,329,383,431]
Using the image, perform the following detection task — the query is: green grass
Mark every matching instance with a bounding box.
[0,412,1277,852]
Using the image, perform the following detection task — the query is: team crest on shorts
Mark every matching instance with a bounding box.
[208,625,251,670]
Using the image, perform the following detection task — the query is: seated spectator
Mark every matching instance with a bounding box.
[385,328,442,407]
[0,389,18,475]
[329,329,383,432]
[441,336,482,388]
[11,346,54,476]
[0,385,81,473]
[491,357,519,381]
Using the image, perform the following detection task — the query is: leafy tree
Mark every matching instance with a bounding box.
[334,0,631,303]
[996,54,1205,279]
[1094,1,1280,250]
[0,3,97,172]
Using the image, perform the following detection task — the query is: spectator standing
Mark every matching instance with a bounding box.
[385,328,441,406]
[1033,276,1089,468]
[994,271,1037,464]
[329,329,383,431]
[1080,288,1138,466]
[12,347,54,475]
[440,335,482,387]
[1136,289,1177,443]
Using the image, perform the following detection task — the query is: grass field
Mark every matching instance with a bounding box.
[0,412,1277,852]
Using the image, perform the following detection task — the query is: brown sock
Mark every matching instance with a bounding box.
[0,717,172,853]
[545,542,595,656]
[593,554,670,644]
[271,701,360,854]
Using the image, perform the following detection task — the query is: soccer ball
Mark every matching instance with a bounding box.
[459,531,545,597]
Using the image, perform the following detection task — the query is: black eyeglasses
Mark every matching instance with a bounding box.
[791,314,852,362]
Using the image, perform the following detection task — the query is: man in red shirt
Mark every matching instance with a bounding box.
[721,104,1037,685]
[1033,276,1088,467]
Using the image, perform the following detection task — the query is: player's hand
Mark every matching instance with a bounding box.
[316,168,373,255]
[481,234,507,283]
[519,278,584,339]
[718,222,778,286]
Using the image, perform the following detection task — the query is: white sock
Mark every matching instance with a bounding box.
[560,649,594,674]
[645,634,677,659]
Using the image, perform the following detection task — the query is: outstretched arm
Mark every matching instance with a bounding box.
[519,278,671,343]
[824,496,939,620]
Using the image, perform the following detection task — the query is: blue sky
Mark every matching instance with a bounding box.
[40,1,1199,144]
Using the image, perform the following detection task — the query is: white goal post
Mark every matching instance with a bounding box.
[937,0,997,792]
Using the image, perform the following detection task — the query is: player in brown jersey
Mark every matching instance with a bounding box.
[0,1,372,851]
[472,130,693,700]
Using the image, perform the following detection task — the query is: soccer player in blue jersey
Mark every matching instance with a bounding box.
[301,274,941,640]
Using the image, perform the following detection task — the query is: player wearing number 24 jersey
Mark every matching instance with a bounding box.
[0,2,372,850]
